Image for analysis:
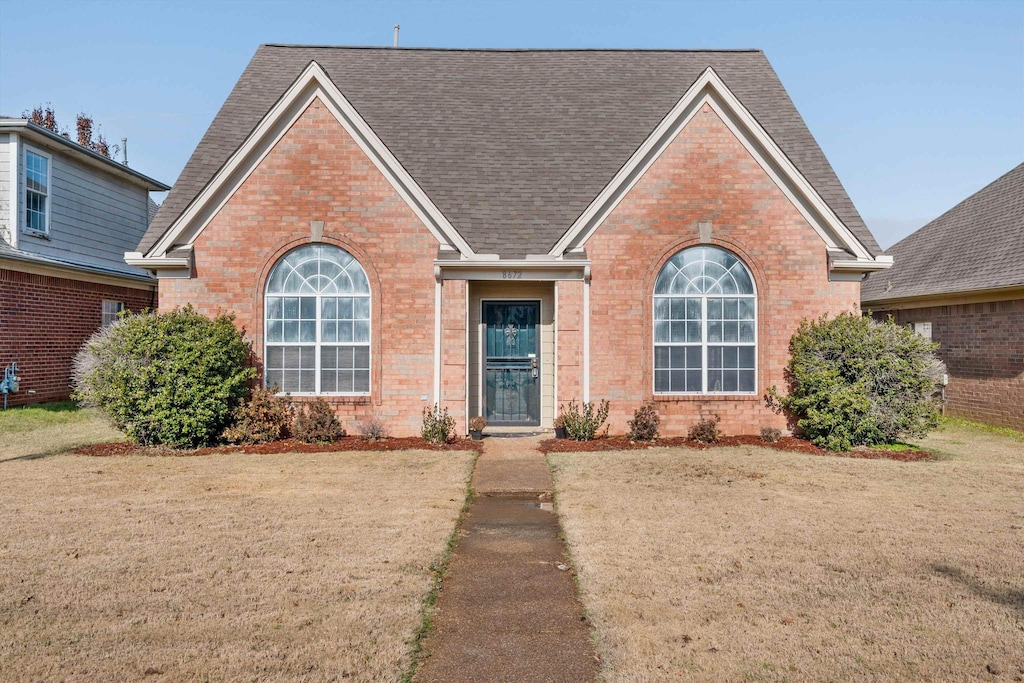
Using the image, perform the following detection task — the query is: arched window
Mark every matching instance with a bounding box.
[653,246,756,394]
[264,244,370,395]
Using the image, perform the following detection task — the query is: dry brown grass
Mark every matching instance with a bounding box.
[550,423,1024,682]
[0,447,475,681]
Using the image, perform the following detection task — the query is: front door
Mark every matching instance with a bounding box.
[483,301,540,426]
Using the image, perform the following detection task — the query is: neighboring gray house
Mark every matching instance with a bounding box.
[0,117,169,405]
[862,163,1024,429]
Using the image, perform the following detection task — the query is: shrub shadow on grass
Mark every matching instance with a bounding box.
[931,562,1024,617]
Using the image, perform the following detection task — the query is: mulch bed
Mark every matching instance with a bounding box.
[72,436,483,458]
[538,434,934,461]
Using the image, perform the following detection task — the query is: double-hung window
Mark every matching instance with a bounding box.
[264,244,371,395]
[654,246,757,394]
[23,147,51,234]
[101,300,124,327]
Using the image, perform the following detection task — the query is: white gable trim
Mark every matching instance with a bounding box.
[549,68,881,266]
[143,61,475,261]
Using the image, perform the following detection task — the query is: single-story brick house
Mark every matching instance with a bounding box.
[129,46,892,436]
[863,163,1023,429]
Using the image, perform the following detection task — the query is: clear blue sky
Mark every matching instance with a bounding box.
[1,0,1021,248]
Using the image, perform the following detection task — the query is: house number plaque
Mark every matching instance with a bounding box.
[502,270,523,279]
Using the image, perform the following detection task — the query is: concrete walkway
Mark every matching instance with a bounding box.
[415,436,598,683]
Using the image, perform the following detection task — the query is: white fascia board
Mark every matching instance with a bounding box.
[831,256,893,273]
[124,250,191,269]
[434,258,591,269]
[148,61,474,259]
[549,68,877,262]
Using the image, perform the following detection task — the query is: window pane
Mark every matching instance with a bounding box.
[337,322,353,343]
[337,298,353,320]
[739,298,755,320]
[322,346,337,369]
[300,370,316,392]
[654,321,670,343]
[265,370,282,391]
[670,322,687,343]
[283,297,299,319]
[321,371,337,393]
[336,371,354,393]
[670,346,689,369]
[283,370,301,392]
[654,346,671,369]
[284,347,301,367]
[354,346,370,369]
[322,297,337,319]
[739,322,755,343]
[655,369,670,392]
[354,370,370,393]
[353,320,370,343]
[723,346,738,369]
[336,347,354,369]
[686,346,702,368]
[283,321,299,342]
[267,297,282,319]
[739,346,755,368]
[707,369,723,392]
[723,370,738,392]
[670,370,686,392]
[686,370,702,391]
[708,346,722,369]
[353,297,370,319]
[686,298,701,320]
[686,321,701,343]
[267,321,282,343]
[300,297,316,319]
[724,322,738,343]
[266,346,283,367]
[708,322,722,343]
[300,347,315,369]
[321,321,337,343]
[670,298,686,320]
[654,298,670,320]
[300,321,316,342]
[739,369,755,392]
[724,298,738,319]
[708,298,723,320]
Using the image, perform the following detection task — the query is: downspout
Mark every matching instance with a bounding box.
[583,265,591,403]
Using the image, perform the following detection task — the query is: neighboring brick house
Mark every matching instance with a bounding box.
[863,164,1024,429]
[0,118,169,406]
[130,46,891,436]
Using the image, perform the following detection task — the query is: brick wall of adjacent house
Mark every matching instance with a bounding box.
[874,299,1024,429]
[574,103,861,436]
[0,267,155,407]
[158,98,440,437]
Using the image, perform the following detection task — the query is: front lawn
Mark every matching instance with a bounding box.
[550,421,1024,681]
[0,413,475,681]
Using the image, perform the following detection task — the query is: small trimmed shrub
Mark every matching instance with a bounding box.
[469,416,488,432]
[72,307,255,448]
[422,404,456,444]
[553,412,566,429]
[294,398,346,444]
[562,399,610,441]
[357,416,390,442]
[628,403,660,441]
[688,414,721,444]
[760,426,782,444]
[768,313,945,451]
[222,385,293,444]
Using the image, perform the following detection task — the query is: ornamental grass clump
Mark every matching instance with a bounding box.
[72,307,255,448]
[294,397,346,444]
[768,313,945,451]
[562,399,610,441]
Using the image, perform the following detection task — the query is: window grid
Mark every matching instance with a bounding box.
[264,245,371,396]
[24,149,49,234]
[653,247,757,395]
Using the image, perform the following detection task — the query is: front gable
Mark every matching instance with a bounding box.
[550,68,890,277]
[129,62,474,268]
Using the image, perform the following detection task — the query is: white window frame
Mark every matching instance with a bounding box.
[652,248,758,396]
[101,300,124,327]
[263,246,371,397]
[22,145,52,236]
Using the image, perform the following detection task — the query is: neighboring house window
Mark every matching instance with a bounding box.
[23,147,51,234]
[264,244,371,395]
[909,321,932,340]
[102,300,124,327]
[653,246,757,394]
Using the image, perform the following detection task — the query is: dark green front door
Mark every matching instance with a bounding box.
[484,301,540,426]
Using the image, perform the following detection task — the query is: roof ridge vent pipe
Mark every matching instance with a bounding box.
[121,138,128,165]
[393,24,400,48]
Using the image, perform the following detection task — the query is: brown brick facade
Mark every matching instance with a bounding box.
[0,268,156,406]
[874,299,1024,429]
[580,104,860,435]
[158,99,866,437]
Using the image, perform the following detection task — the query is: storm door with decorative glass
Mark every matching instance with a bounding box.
[653,246,757,394]
[483,301,540,426]
[264,244,371,395]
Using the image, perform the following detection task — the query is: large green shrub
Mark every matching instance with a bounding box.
[768,313,944,451]
[73,307,255,447]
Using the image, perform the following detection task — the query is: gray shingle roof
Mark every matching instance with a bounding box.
[862,163,1024,304]
[140,46,880,258]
